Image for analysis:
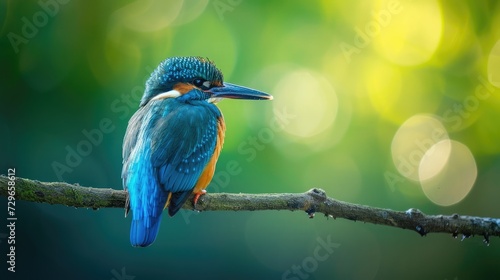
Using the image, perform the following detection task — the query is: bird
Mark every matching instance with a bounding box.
[122,56,272,247]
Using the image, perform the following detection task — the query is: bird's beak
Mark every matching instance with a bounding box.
[210,83,273,100]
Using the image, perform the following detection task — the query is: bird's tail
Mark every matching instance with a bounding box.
[128,181,168,247]
[130,214,163,247]
[124,143,167,247]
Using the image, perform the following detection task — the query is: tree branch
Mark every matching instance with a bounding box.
[1,175,498,244]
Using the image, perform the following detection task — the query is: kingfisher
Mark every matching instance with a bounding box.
[122,56,272,247]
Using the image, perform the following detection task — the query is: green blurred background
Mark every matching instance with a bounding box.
[1,0,500,279]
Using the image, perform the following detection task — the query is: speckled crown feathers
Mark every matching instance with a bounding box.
[141,57,223,106]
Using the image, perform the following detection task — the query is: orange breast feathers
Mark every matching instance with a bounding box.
[193,116,226,193]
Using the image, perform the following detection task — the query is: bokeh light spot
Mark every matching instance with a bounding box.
[239,64,350,158]
[420,140,477,206]
[391,114,449,181]
[374,0,442,66]
[431,2,477,68]
[418,139,451,181]
[109,0,183,32]
[272,69,338,139]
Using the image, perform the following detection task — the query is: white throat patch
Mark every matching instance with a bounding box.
[151,90,181,101]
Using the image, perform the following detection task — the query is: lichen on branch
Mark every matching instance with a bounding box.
[1,175,499,244]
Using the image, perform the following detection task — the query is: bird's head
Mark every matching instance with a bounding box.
[140,56,272,106]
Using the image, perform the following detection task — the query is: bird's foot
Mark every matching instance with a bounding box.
[193,189,207,209]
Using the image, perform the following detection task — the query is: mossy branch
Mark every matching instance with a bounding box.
[1,175,499,244]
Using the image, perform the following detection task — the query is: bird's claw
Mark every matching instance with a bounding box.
[193,189,207,210]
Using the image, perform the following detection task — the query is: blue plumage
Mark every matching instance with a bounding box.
[122,56,272,247]
[123,97,220,247]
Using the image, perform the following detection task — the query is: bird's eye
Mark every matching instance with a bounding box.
[193,78,211,90]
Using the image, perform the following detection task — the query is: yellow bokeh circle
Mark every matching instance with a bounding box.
[419,140,477,206]
[391,114,449,181]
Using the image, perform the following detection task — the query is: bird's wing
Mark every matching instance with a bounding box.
[122,106,149,216]
[122,107,146,172]
[150,102,220,215]
[122,105,170,246]
[121,100,220,244]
